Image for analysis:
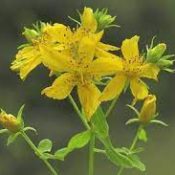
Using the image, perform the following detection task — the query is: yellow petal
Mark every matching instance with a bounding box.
[41,46,76,72]
[141,63,160,80]
[11,46,41,80]
[140,94,157,123]
[43,23,73,44]
[100,74,127,101]
[121,35,140,60]
[81,7,97,33]
[77,83,101,120]
[130,78,148,100]
[97,42,120,51]
[78,36,97,65]
[96,41,119,59]
[89,57,122,76]
[42,73,75,99]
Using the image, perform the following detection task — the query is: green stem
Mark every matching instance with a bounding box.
[21,131,59,175]
[88,132,95,175]
[117,125,142,175]
[105,96,118,118]
[68,95,90,130]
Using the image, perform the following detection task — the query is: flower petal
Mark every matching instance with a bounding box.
[78,36,97,64]
[41,46,76,72]
[97,42,119,51]
[11,46,41,80]
[81,7,97,33]
[43,23,73,44]
[77,83,101,120]
[42,73,75,99]
[121,35,140,60]
[89,57,122,76]
[141,63,160,80]
[130,78,148,100]
[100,74,127,101]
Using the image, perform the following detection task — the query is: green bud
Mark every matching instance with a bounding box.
[22,27,39,42]
[147,43,166,63]
[94,8,118,32]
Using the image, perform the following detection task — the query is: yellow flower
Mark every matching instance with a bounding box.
[139,94,156,123]
[0,112,21,133]
[10,23,57,80]
[41,32,122,120]
[11,7,118,80]
[101,35,160,101]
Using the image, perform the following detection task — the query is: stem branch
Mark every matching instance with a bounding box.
[21,131,59,175]
[105,96,118,118]
[68,95,90,129]
[117,125,142,175]
[88,132,95,175]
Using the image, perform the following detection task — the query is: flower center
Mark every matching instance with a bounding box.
[122,57,143,78]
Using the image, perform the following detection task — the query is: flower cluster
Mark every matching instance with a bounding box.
[0,6,173,175]
[11,7,174,122]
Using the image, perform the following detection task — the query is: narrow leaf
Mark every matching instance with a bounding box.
[125,118,139,125]
[0,129,8,134]
[151,119,168,126]
[92,107,109,139]
[7,133,20,146]
[127,105,140,117]
[23,127,37,134]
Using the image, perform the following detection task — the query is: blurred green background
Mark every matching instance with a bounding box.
[0,0,175,174]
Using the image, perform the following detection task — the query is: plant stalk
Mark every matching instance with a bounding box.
[21,131,59,175]
[88,132,95,175]
[105,96,119,118]
[68,95,90,130]
[117,125,142,175]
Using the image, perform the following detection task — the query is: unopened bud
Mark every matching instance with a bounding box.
[94,8,117,32]
[147,43,166,63]
[0,113,21,133]
[23,27,39,42]
[139,95,156,123]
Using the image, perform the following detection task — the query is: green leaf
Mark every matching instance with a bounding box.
[0,129,8,134]
[92,107,109,139]
[42,153,58,160]
[106,147,133,168]
[106,146,145,171]
[127,154,146,171]
[150,119,168,126]
[125,118,139,125]
[54,148,69,161]
[17,105,25,128]
[54,130,91,161]
[7,133,20,146]
[127,105,140,117]
[23,126,37,134]
[68,130,91,149]
[38,139,52,153]
[68,16,81,25]
[138,128,148,142]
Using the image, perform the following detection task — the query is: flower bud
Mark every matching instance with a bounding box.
[147,43,166,63]
[94,8,117,32]
[23,27,39,42]
[139,95,156,123]
[0,112,21,133]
